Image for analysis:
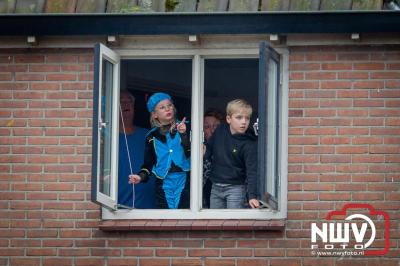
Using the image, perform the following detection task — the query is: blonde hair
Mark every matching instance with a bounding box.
[226,99,253,117]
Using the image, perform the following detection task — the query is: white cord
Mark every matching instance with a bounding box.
[119,104,135,208]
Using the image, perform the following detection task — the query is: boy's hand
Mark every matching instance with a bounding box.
[128,174,141,184]
[249,198,260,209]
[176,117,187,134]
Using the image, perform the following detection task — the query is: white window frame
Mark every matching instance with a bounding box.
[94,43,289,220]
[92,44,120,209]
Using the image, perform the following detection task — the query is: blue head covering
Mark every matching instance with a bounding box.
[147,92,172,113]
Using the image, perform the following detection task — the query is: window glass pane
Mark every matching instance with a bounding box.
[99,59,114,196]
[119,59,192,209]
[267,59,278,198]
[203,58,259,210]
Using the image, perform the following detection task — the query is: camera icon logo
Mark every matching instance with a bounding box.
[311,203,390,256]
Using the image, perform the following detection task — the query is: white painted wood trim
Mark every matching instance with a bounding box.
[0,34,399,49]
[279,48,289,218]
[100,41,289,220]
[190,54,202,212]
[96,44,120,210]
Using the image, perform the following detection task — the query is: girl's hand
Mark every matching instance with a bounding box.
[249,198,260,209]
[128,174,141,184]
[176,117,187,134]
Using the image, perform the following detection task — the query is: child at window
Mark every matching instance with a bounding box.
[129,93,190,209]
[205,99,260,209]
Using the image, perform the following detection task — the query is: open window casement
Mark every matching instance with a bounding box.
[257,41,281,211]
[91,43,120,210]
[90,37,288,220]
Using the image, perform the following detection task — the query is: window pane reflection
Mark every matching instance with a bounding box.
[99,59,114,196]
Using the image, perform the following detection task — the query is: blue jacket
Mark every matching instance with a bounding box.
[152,132,190,178]
[138,127,191,182]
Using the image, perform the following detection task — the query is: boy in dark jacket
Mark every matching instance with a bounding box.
[205,99,260,209]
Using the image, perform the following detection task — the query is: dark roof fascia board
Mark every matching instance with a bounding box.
[0,11,399,36]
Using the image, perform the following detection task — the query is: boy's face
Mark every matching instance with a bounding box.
[226,108,250,134]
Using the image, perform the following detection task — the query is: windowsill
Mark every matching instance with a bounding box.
[98,219,285,231]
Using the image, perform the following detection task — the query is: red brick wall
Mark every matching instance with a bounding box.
[287,46,399,264]
[0,46,399,266]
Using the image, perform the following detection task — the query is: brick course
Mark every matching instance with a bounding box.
[0,46,399,265]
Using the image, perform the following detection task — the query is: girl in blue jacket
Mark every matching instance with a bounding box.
[129,93,190,209]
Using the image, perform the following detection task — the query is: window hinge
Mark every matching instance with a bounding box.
[99,120,107,128]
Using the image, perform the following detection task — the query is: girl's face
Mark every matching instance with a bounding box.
[153,99,175,125]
